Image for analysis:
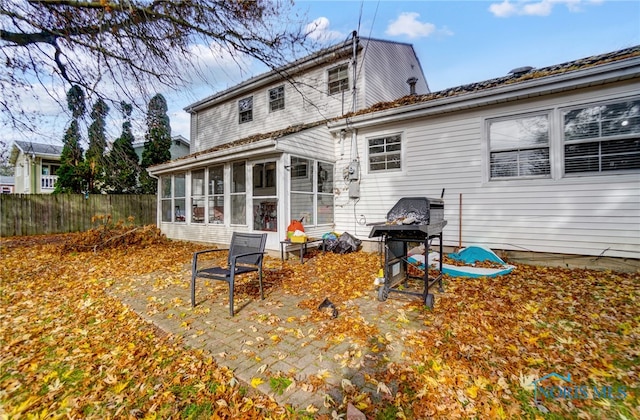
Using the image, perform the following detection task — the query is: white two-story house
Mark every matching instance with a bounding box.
[149,36,428,250]
[150,39,639,261]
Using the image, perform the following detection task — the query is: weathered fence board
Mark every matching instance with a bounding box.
[0,194,157,237]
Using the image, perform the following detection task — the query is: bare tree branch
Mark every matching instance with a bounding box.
[1,0,313,132]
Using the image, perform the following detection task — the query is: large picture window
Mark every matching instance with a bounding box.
[564,98,640,174]
[328,64,349,95]
[489,113,550,179]
[368,134,402,172]
[290,157,334,226]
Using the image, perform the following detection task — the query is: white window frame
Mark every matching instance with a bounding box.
[191,168,205,224]
[328,63,349,95]
[487,112,551,180]
[208,165,225,224]
[289,156,334,227]
[230,161,247,225]
[238,96,253,124]
[367,133,403,172]
[562,97,640,176]
[268,85,285,112]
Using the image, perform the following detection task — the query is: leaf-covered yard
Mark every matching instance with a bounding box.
[1,226,638,419]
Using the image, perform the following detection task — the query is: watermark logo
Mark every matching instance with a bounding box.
[529,371,627,412]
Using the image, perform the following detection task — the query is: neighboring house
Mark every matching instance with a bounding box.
[0,176,14,194]
[9,141,63,194]
[133,134,191,162]
[149,37,639,260]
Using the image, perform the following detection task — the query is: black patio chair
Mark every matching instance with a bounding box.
[191,232,267,316]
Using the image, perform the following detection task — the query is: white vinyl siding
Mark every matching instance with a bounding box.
[333,83,640,259]
[190,39,425,153]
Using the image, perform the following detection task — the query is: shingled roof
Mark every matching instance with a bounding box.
[12,141,63,157]
[350,45,640,117]
[154,45,640,170]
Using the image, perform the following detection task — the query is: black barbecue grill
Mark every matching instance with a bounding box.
[369,196,447,308]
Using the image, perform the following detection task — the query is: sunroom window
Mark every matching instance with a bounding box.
[160,174,186,222]
[564,98,640,174]
[208,165,224,224]
[290,157,334,226]
[489,113,550,179]
[231,162,246,225]
[191,169,205,223]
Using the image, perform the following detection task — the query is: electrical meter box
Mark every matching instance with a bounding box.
[348,161,360,181]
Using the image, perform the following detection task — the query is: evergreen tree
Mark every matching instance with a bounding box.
[54,85,86,194]
[140,94,171,194]
[106,102,139,193]
[86,98,109,193]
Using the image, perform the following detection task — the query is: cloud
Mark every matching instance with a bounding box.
[385,12,438,39]
[305,17,344,42]
[488,0,602,17]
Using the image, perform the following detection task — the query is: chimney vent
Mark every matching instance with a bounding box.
[407,77,418,95]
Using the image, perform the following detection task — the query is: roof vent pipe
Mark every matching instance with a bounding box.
[407,77,418,95]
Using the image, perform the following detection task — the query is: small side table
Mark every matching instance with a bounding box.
[280,238,325,264]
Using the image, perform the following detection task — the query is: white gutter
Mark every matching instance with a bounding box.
[328,57,640,133]
[148,138,278,175]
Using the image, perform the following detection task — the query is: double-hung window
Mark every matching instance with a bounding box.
[368,134,402,172]
[238,96,253,124]
[269,85,285,112]
[488,113,550,179]
[563,98,640,174]
[328,64,349,95]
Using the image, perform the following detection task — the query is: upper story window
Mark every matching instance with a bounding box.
[488,113,550,179]
[328,64,349,95]
[269,85,285,112]
[368,134,402,172]
[563,98,640,174]
[238,96,253,124]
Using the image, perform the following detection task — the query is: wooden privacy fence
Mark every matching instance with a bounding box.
[0,194,157,237]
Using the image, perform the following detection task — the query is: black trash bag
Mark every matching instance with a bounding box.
[328,232,361,254]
